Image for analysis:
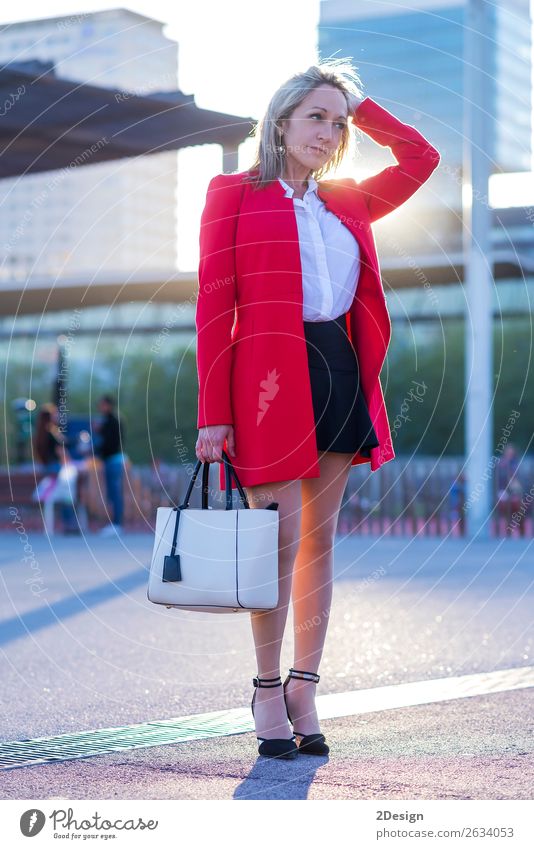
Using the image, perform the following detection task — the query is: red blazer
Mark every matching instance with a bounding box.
[195,96,440,491]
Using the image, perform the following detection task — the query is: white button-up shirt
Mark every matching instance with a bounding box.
[278,175,361,322]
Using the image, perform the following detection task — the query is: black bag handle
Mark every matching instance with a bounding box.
[180,449,249,511]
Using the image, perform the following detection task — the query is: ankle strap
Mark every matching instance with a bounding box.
[253,675,282,688]
[287,668,320,683]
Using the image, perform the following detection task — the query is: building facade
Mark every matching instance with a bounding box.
[319,0,532,211]
[0,8,178,279]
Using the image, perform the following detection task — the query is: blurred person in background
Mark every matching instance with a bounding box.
[33,402,79,534]
[92,394,126,536]
[497,444,526,535]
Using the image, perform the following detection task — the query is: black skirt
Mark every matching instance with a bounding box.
[303,314,380,456]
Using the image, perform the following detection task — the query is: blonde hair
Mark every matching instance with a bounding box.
[245,58,364,190]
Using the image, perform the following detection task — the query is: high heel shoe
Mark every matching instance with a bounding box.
[282,668,330,755]
[251,675,298,759]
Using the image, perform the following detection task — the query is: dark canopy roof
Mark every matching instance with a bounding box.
[0,61,255,178]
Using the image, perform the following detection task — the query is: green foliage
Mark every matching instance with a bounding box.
[1,340,199,466]
[0,357,51,465]
[383,318,533,456]
[493,318,534,453]
[2,319,532,466]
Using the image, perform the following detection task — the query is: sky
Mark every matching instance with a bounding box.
[1,0,534,269]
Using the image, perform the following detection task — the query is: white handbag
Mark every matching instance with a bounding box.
[147,451,280,613]
[32,475,56,502]
[31,464,78,504]
[52,463,78,505]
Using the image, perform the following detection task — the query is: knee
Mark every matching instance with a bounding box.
[300,525,335,557]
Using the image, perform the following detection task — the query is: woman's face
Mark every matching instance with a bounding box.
[279,83,349,174]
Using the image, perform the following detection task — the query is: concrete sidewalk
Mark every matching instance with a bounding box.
[1,532,532,799]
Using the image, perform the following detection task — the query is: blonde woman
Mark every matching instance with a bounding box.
[195,60,440,759]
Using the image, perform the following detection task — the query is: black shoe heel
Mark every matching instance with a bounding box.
[251,675,298,760]
[282,668,330,756]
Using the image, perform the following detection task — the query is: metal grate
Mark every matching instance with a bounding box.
[0,708,253,770]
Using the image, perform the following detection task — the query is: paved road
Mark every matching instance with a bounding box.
[0,531,532,799]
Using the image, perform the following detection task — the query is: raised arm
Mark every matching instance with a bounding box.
[195,172,242,429]
[349,96,440,222]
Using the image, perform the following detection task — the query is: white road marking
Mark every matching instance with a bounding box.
[315,664,534,719]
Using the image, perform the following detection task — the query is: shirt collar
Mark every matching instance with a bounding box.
[278,175,318,199]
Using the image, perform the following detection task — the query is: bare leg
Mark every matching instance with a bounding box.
[285,451,353,736]
[244,479,302,740]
